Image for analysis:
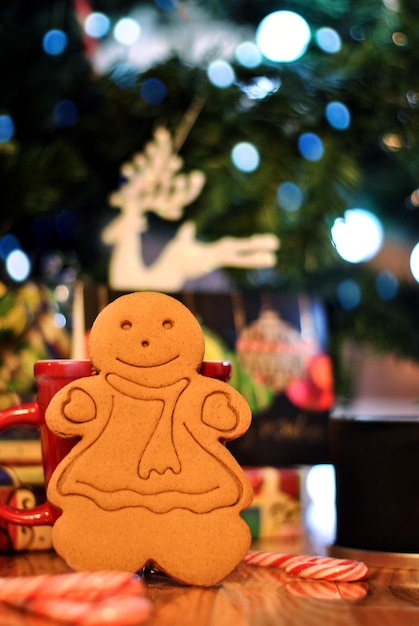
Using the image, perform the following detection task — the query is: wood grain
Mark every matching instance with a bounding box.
[0,540,417,625]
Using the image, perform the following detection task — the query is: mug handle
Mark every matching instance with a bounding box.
[0,403,56,525]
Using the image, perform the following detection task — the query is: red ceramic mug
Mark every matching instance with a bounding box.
[0,358,231,527]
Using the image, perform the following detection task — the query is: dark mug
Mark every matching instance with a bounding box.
[329,414,419,554]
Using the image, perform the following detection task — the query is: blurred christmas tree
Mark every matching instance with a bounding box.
[1,0,419,390]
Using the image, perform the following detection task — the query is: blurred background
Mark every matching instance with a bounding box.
[1,0,419,412]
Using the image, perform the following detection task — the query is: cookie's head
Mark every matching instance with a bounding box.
[89,292,205,384]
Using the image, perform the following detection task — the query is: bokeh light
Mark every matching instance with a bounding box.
[207,60,235,88]
[231,142,260,172]
[375,270,398,300]
[53,312,67,329]
[0,115,14,143]
[410,242,419,282]
[55,210,76,239]
[53,100,78,127]
[43,29,67,55]
[305,465,336,543]
[331,208,384,263]
[277,182,303,211]
[140,78,167,104]
[54,284,70,303]
[256,11,311,63]
[84,12,111,38]
[154,0,179,10]
[110,62,138,88]
[5,249,31,282]
[0,234,19,260]
[241,76,280,100]
[336,279,361,310]
[113,18,141,46]
[315,27,342,53]
[235,41,262,68]
[325,101,351,130]
[298,133,324,161]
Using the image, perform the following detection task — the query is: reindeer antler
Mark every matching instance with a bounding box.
[108,127,205,220]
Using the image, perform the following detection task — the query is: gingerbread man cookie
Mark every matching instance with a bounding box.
[46,291,253,586]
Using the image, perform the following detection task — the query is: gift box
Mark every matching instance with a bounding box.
[0,464,52,552]
[242,467,302,539]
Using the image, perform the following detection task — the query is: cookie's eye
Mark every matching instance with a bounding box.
[121,320,132,330]
[162,319,173,329]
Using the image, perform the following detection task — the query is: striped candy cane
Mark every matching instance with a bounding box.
[244,550,368,582]
[0,571,151,625]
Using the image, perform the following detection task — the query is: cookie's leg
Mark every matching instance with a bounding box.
[149,509,251,587]
[51,499,150,573]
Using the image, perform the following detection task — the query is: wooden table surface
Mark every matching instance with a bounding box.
[0,533,418,626]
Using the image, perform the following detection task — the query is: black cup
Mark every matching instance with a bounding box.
[329,414,419,554]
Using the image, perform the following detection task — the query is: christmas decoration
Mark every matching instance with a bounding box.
[236,299,334,412]
[237,309,314,393]
[102,126,279,291]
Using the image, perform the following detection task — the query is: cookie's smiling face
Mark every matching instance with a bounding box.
[89,292,205,384]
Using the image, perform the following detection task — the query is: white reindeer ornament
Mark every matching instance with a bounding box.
[102,127,279,291]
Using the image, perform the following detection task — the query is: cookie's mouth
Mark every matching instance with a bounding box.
[115,355,180,368]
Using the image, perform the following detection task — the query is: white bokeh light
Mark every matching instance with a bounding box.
[331,208,384,263]
[5,249,31,282]
[410,243,419,282]
[256,11,311,63]
[231,142,260,172]
[305,465,336,542]
[113,18,141,46]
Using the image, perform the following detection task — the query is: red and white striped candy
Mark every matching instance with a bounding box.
[244,550,368,582]
[24,595,151,626]
[0,571,144,603]
[285,556,368,582]
[0,571,151,625]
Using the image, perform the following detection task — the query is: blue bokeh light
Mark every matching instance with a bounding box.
[207,60,235,88]
[84,12,111,38]
[325,101,351,130]
[231,142,260,172]
[375,271,398,300]
[53,312,67,329]
[140,78,167,104]
[256,11,311,63]
[298,133,324,161]
[235,41,262,68]
[0,234,20,260]
[53,100,78,127]
[154,0,179,10]
[0,115,14,143]
[110,63,138,88]
[277,182,303,212]
[315,27,342,54]
[43,29,68,56]
[336,279,361,310]
[56,210,76,239]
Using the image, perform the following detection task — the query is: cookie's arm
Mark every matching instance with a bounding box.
[46,376,108,437]
[201,384,252,441]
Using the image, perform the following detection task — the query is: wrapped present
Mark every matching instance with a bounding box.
[0,464,52,552]
[242,467,302,539]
